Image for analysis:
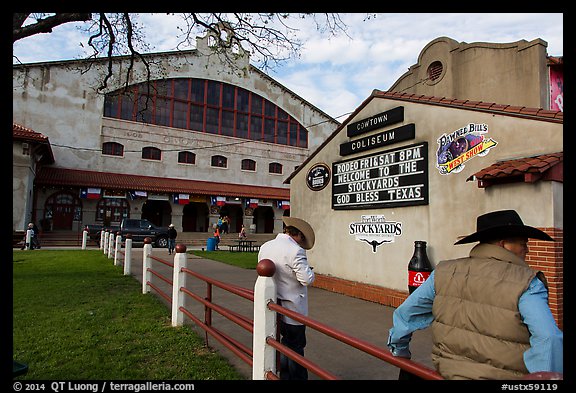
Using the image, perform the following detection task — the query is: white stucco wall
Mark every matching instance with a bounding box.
[12,142,35,231]
[12,45,338,189]
[290,97,562,292]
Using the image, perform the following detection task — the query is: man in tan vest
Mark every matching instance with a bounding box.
[387,210,563,379]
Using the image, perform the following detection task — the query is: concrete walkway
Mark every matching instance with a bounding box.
[114,246,434,380]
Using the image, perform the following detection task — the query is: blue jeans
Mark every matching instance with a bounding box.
[279,320,308,380]
[168,239,175,252]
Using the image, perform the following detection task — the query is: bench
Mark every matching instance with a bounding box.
[228,241,260,252]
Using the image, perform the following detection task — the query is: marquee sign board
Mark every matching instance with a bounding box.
[340,123,415,156]
[332,142,429,210]
[347,106,404,138]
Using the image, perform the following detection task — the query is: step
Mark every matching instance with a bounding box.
[14,231,276,248]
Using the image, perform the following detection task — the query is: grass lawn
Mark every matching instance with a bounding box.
[12,250,245,380]
[190,250,259,269]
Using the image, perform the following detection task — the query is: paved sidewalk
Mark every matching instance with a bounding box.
[125,247,435,380]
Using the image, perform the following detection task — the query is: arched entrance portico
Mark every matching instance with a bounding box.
[253,206,275,233]
[218,204,244,233]
[142,200,172,227]
[182,202,209,232]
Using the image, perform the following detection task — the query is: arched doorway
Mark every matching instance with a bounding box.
[253,206,275,233]
[218,204,244,233]
[44,191,82,230]
[182,202,209,232]
[142,200,172,227]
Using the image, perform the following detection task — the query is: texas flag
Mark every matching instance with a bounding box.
[173,193,190,205]
[248,198,259,208]
[210,196,226,206]
[279,200,290,210]
[80,188,101,199]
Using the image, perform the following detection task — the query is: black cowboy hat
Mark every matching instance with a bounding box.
[454,209,554,245]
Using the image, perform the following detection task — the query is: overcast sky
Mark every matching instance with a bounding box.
[13,13,563,121]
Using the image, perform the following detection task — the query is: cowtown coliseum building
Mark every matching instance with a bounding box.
[285,37,563,328]
[14,35,563,327]
[13,27,339,235]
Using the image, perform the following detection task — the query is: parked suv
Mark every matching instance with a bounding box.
[84,218,170,248]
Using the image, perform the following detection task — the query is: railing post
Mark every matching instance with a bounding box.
[103,230,109,254]
[142,237,153,294]
[252,259,277,380]
[114,231,122,266]
[82,227,88,249]
[171,244,187,327]
[107,231,115,259]
[25,229,32,250]
[99,229,105,250]
[123,234,132,276]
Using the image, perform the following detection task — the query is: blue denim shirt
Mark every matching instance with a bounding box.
[387,270,563,373]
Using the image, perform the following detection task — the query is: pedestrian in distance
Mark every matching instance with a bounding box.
[239,224,247,239]
[258,216,316,380]
[387,209,563,380]
[22,222,41,250]
[167,224,177,255]
[221,215,229,235]
[213,225,221,250]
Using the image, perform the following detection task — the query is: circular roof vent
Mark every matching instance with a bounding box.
[427,61,443,82]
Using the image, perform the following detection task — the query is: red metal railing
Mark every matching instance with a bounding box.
[138,249,443,380]
[179,266,254,366]
[146,254,173,304]
[267,300,442,380]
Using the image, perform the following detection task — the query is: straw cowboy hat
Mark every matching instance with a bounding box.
[454,209,554,245]
[282,216,315,250]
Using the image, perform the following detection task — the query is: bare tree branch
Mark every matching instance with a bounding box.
[13,13,91,42]
[13,13,351,91]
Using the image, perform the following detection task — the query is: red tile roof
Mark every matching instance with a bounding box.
[12,123,55,163]
[13,123,49,141]
[371,91,563,122]
[547,56,563,66]
[467,152,563,188]
[35,167,290,200]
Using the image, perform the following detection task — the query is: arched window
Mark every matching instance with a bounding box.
[102,141,124,156]
[211,155,228,168]
[103,78,309,148]
[178,151,196,164]
[241,159,256,171]
[142,146,161,160]
[269,162,283,174]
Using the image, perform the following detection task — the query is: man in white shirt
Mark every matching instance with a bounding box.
[258,216,316,380]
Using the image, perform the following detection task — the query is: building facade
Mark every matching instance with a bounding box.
[389,37,563,112]
[13,34,564,327]
[286,38,563,327]
[13,28,339,234]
